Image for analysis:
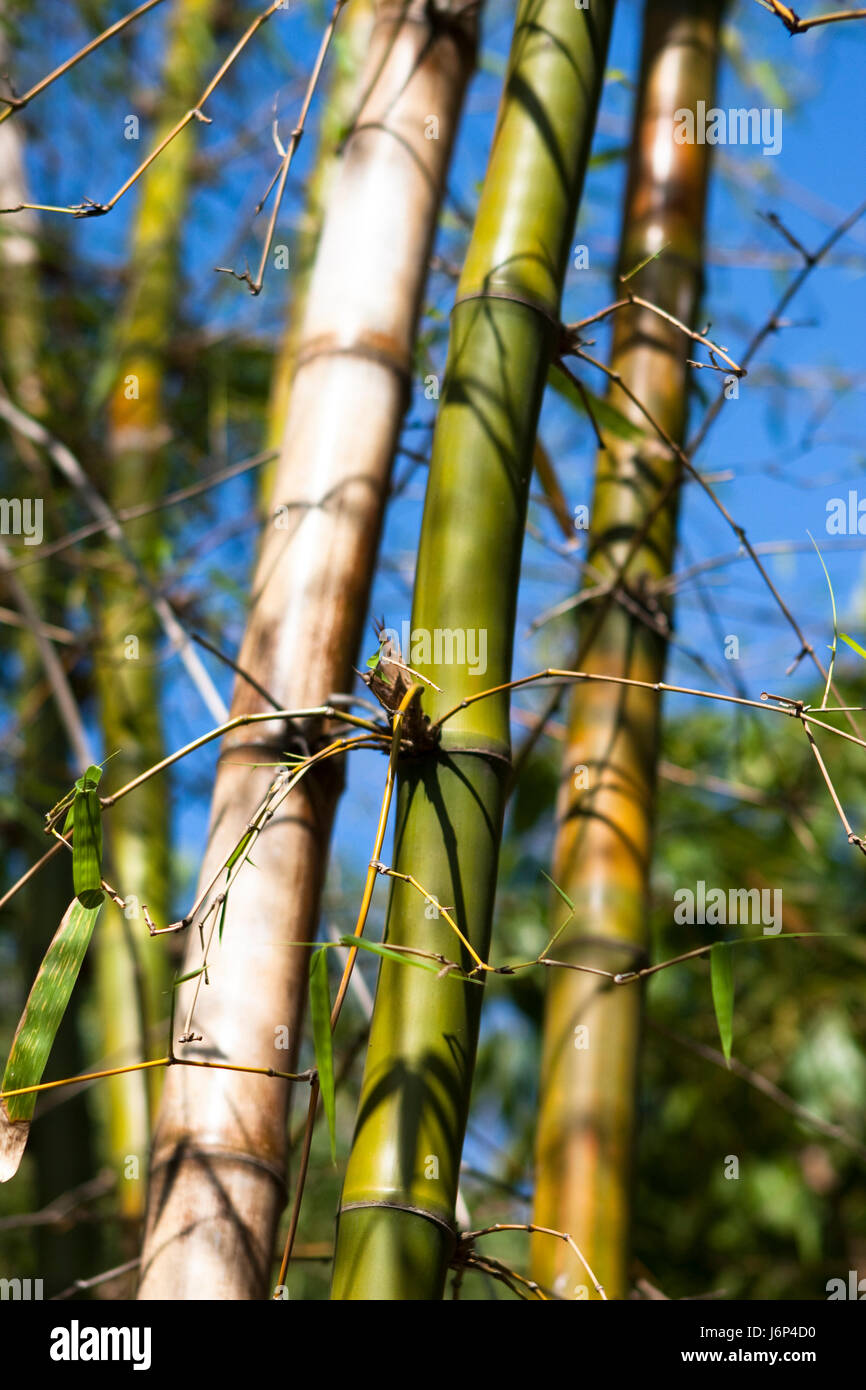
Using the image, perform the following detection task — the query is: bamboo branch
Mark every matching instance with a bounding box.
[0,391,228,720]
[0,0,166,124]
[754,0,866,32]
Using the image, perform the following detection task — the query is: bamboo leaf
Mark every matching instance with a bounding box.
[620,241,670,283]
[309,948,336,1163]
[224,829,253,874]
[1,899,102,1180]
[548,362,645,443]
[710,943,735,1066]
[337,935,446,975]
[809,531,837,707]
[173,966,209,986]
[726,931,849,947]
[840,632,866,661]
[540,868,575,912]
[72,781,103,908]
[217,894,229,944]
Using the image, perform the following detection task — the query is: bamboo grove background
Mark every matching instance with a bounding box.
[0,0,865,1301]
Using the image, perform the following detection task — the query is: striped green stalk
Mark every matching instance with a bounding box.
[93,0,219,1225]
[138,0,478,1300]
[331,0,614,1300]
[531,0,724,1300]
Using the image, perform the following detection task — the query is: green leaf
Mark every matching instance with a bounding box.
[540,868,575,911]
[548,363,645,444]
[1,899,102,1180]
[710,943,735,1066]
[588,143,629,169]
[224,829,253,874]
[309,949,336,1163]
[72,784,103,908]
[217,895,228,944]
[809,531,837,707]
[337,935,442,974]
[840,632,866,661]
[620,241,670,283]
[173,966,208,986]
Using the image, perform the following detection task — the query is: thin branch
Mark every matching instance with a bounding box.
[0,390,227,721]
[754,0,866,33]
[0,1054,313,1104]
[0,541,95,767]
[7,447,277,572]
[52,1257,141,1301]
[568,344,860,732]
[0,708,387,917]
[652,1022,866,1162]
[0,0,166,125]
[0,2,284,220]
[215,0,347,295]
[459,1223,606,1300]
[0,604,75,643]
[564,295,745,378]
[799,713,866,853]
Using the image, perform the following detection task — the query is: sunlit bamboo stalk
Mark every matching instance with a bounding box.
[331,0,614,1300]
[531,0,725,1300]
[138,0,479,1300]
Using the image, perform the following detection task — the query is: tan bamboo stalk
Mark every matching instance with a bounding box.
[138,0,478,1300]
[264,0,375,465]
[93,0,219,1228]
[531,0,725,1300]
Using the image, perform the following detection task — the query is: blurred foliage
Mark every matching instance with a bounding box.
[0,0,863,1302]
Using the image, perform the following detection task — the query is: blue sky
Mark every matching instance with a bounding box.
[7,0,865,916]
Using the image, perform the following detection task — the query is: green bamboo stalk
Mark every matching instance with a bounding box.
[531,0,724,1300]
[93,0,219,1227]
[331,0,614,1300]
[138,0,478,1300]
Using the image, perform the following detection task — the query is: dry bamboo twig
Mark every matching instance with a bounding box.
[0,1054,313,1104]
[0,540,94,767]
[0,391,227,721]
[459,1222,606,1300]
[754,0,866,32]
[216,0,348,295]
[0,0,166,124]
[563,345,863,735]
[564,294,745,379]
[6,448,277,572]
[541,200,866,768]
[0,706,389,917]
[0,2,285,220]
[652,1021,866,1162]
